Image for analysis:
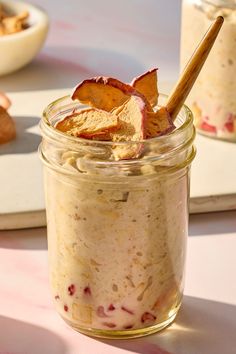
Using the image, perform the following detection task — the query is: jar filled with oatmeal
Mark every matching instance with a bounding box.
[39,94,195,339]
[181,0,236,141]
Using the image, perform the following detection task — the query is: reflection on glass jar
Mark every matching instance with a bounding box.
[181,0,236,141]
[39,95,195,339]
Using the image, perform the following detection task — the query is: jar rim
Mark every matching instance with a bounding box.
[42,93,194,148]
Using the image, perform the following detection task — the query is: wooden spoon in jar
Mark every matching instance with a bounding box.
[166,16,224,121]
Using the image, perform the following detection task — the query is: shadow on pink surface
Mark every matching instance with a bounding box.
[0,116,41,156]
[1,47,144,93]
[100,296,236,354]
[0,316,67,354]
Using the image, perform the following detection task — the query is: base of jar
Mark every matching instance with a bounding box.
[61,305,180,339]
[197,129,236,143]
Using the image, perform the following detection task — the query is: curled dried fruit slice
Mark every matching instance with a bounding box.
[0,4,7,20]
[131,68,158,107]
[55,108,119,138]
[112,96,146,142]
[71,76,153,112]
[1,11,29,35]
[146,107,175,138]
[111,95,147,160]
[0,106,16,144]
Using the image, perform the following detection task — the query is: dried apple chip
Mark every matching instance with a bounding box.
[131,68,158,107]
[1,11,29,35]
[146,107,175,138]
[71,76,152,112]
[111,95,147,160]
[0,4,7,22]
[55,108,119,138]
[0,106,16,144]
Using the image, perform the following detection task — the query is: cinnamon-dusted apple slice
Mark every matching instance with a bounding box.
[111,95,147,160]
[131,68,158,107]
[0,106,16,144]
[55,108,119,138]
[146,107,175,138]
[71,77,153,112]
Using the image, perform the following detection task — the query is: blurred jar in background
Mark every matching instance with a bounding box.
[181,0,236,141]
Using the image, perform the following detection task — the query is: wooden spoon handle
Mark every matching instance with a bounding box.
[166,16,224,121]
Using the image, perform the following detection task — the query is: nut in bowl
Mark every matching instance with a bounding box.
[0,0,49,76]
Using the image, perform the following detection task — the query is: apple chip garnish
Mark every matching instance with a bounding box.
[146,107,175,138]
[55,108,119,138]
[0,106,16,144]
[111,95,147,160]
[131,68,158,107]
[1,10,29,35]
[71,76,152,112]
[62,70,176,160]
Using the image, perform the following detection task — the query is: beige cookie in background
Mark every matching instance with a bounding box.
[0,91,16,144]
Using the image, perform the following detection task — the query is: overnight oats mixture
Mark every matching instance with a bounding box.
[181,0,236,140]
[40,69,195,337]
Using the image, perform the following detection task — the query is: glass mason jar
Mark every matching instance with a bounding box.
[181,0,236,141]
[39,95,196,339]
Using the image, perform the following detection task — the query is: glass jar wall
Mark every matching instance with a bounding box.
[181,0,236,141]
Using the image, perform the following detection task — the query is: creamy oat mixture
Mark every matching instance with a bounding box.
[45,156,188,331]
[181,0,236,140]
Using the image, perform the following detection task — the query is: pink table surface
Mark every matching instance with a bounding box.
[0,211,236,354]
[1,1,236,353]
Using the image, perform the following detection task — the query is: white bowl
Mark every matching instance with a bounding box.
[0,0,49,76]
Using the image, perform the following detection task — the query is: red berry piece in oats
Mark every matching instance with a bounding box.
[200,120,217,133]
[97,306,109,318]
[123,324,134,329]
[102,322,116,328]
[141,312,156,323]
[108,304,116,311]
[121,306,134,315]
[68,284,76,296]
[83,286,91,295]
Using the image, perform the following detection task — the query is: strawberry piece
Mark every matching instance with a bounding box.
[121,306,134,315]
[123,324,134,329]
[200,120,217,133]
[64,305,69,312]
[84,286,91,296]
[141,312,156,323]
[108,304,115,311]
[224,121,234,133]
[97,306,109,318]
[68,284,76,296]
[102,322,116,328]
[224,114,235,133]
